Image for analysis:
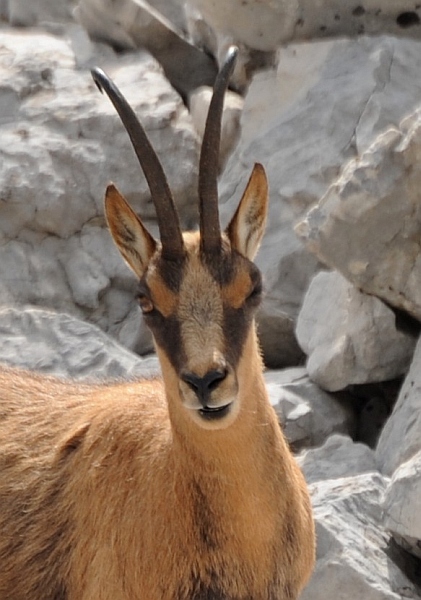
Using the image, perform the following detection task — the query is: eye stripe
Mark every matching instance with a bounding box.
[145,312,186,373]
[223,304,255,367]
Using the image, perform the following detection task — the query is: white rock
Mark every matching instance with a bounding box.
[297,434,378,484]
[301,473,420,600]
[0,29,199,352]
[184,1,282,88]
[296,271,416,392]
[219,35,421,367]
[0,237,77,314]
[186,0,299,52]
[4,0,72,25]
[147,0,186,32]
[75,0,217,96]
[265,367,354,449]
[376,335,421,476]
[0,306,160,379]
[296,110,421,322]
[65,23,118,69]
[383,451,421,560]
[297,0,421,41]
[185,0,421,55]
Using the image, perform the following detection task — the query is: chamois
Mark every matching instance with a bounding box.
[0,47,315,600]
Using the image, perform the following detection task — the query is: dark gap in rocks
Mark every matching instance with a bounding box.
[384,538,421,593]
[335,378,403,448]
[244,49,277,81]
[352,6,366,16]
[383,302,421,338]
[396,11,420,28]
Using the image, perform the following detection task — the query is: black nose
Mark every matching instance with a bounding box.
[181,368,227,406]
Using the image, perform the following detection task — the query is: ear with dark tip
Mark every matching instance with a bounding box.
[226,163,268,261]
[199,46,238,255]
[105,183,157,278]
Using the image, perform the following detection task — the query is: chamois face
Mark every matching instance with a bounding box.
[105,164,268,429]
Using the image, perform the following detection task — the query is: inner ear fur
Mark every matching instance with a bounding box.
[226,163,268,261]
[105,184,157,278]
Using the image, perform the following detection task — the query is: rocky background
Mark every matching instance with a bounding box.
[1,0,421,597]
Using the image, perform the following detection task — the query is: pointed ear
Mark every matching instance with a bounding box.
[226,163,268,260]
[105,184,157,278]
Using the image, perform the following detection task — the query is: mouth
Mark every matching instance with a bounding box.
[198,403,232,420]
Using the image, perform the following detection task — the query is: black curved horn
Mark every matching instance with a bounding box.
[199,46,238,254]
[92,67,184,261]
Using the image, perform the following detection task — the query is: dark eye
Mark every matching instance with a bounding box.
[137,293,155,315]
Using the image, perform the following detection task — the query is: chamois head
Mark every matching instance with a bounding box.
[92,48,268,430]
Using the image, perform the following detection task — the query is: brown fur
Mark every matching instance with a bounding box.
[0,166,315,599]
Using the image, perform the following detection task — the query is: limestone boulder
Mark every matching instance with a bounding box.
[184,0,421,89]
[0,305,160,379]
[144,0,186,32]
[300,473,421,600]
[75,0,217,97]
[1,0,74,25]
[186,0,299,54]
[297,434,378,484]
[296,271,416,392]
[383,451,421,560]
[296,0,421,42]
[376,335,421,476]
[185,0,421,58]
[297,111,421,322]
[265,368,354,449]
[0,28,198,352]
[219,35,421,367]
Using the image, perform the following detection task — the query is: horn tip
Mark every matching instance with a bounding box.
[226,45,239,62]
[91,67,106,93]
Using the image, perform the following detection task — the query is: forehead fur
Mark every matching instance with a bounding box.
[145,231,255,315]
[143,230,261,374]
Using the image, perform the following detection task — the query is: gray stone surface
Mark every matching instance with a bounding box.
[265,368,354,449]
[383,451,421,560]
[219,35,421,367]
[297,434,378,484]
[75,0,217,97]
[297,112,421,322]
[300,473,421,600]
[186,0,299,53]
[0,28,197,352]
[296,271,416,391]
[1,0,74,25]
[376,335,421,477]
[148,0,186,32]
[0,305,160,379]
[185,0,421,59]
